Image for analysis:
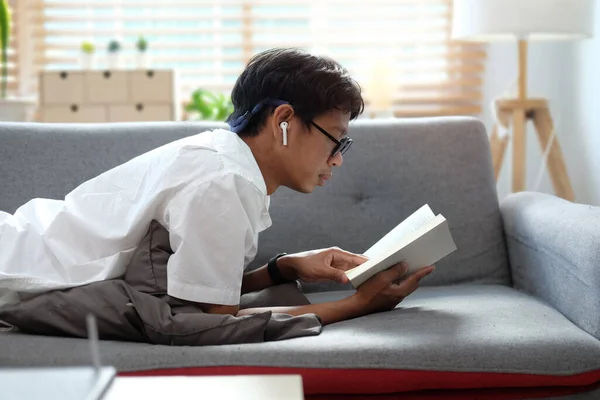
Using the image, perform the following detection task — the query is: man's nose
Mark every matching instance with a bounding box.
[329,152,344,167]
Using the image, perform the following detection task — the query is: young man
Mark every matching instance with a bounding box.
[0,48,434,324]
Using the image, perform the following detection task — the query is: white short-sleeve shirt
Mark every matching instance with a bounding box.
[0,129,272,307]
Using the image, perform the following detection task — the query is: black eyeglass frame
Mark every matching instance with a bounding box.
[309,121,353,158]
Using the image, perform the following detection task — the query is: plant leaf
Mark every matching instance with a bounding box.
[0,0,11,98]
[0,0,10,49]
[187,89,234,121]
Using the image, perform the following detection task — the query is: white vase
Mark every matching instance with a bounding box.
[80,53,95,70]
[135,52,150,69]
[107,53,120,70]
[0,98,37,122]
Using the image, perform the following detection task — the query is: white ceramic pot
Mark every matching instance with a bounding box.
[80,53,95,70]
[135,52,150,69]
[107,53,120,70]
[0,98,37,122]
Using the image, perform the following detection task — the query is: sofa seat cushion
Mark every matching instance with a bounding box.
[1,285,599,396]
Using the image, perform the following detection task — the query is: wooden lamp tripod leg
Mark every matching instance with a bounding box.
[490,124,509,179]
[512,108,527,193]
[532,106,575,201]
[490,106,512,180]
[488,42,575,201]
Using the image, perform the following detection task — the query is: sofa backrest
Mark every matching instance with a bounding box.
[0,118,511,292]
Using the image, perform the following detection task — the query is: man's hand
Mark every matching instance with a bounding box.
[277,247,368,284]
[238,262,436,325]
[351,263,435,316]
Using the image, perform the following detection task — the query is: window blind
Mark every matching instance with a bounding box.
[5,0,45,97]
[4,0,18,97]
[15,0,485,117]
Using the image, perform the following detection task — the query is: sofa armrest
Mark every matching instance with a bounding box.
[500,191,600,340]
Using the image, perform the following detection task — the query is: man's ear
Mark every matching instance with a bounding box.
[270,104,295,140]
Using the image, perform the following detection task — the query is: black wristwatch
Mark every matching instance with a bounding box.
[267,253,294,285]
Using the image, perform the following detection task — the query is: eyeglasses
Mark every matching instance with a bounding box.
[310,121,353,158]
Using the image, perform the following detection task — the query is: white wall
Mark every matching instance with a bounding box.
[478,5,600,206]
[573,3,600,206]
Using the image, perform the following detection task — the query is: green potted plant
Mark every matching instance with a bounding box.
[107,39,121,69]
[80,41,95,70]
[185,89,234,121]
[1,0,11,99]
[0,0,35,121]
[135,36,149,69]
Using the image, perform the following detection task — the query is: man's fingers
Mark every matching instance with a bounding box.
[411,265,435,280]
[389,265,435,294]
[387,279,419,298]
[399,265,435,285]
[330,247,369,270]
[329,267,350,283]
[377,262,408,282]
[353,254,369,265]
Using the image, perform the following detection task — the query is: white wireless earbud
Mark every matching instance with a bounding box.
[280,121,289,146]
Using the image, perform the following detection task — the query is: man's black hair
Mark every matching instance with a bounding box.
[226,48,364,137]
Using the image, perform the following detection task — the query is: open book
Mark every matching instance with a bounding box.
[345,205,457,288]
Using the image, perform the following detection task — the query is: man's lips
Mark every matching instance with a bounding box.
[318,173,331,186]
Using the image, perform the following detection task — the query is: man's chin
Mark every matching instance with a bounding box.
[287,182,315,194]
[298,185,315,194]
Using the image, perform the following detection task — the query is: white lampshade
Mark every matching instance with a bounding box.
[452,0,596,41]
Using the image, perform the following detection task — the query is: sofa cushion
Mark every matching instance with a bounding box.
[1,285,599,395]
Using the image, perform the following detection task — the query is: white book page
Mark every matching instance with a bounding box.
[346,215,457,287]
[363,204,436,260]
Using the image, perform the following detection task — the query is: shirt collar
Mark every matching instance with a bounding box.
[212,129,268,196]
[212,129,272,230]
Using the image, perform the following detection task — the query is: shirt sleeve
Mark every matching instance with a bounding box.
[163,172,266,306]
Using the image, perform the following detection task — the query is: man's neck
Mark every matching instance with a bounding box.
[241,134,282,195]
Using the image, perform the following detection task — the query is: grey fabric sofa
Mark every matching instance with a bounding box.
[1,118,599,399]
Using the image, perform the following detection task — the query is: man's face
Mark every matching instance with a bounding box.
[285,109,351,193]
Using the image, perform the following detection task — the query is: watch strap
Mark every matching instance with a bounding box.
[267,253,293,285]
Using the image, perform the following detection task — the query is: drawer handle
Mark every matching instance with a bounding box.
[103,71,112,79]
[136,103,144,112]
[60,71,68,80]
[70,104,79,113]
[146,70,154,78]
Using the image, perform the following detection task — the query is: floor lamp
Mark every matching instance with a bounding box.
[451,0,596,201]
